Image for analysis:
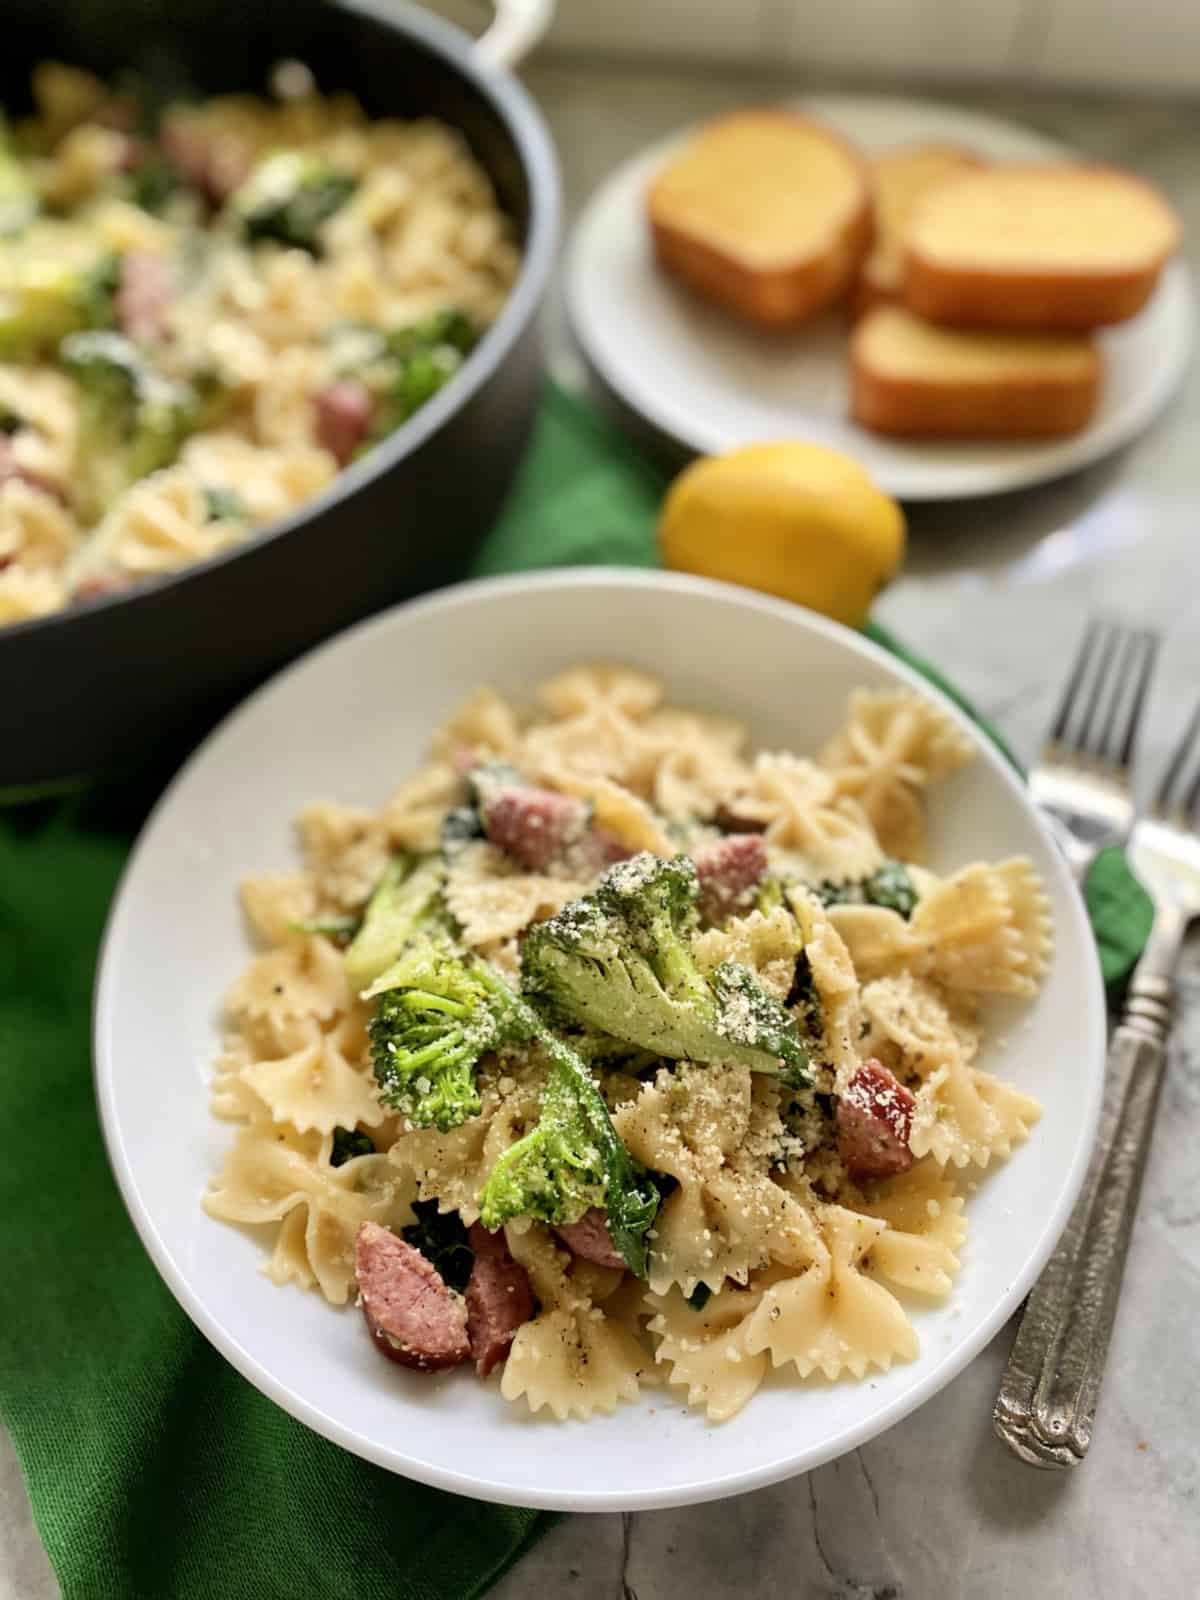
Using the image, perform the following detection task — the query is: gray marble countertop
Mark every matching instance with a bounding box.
[4,55,1198,1600]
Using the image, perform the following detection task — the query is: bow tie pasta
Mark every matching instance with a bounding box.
[203,665,1052,1422]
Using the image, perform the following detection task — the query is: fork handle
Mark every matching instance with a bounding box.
[993,971,1173,1468]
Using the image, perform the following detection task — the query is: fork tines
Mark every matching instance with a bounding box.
[1153,699,1200,823]
[1050,618,1160,769]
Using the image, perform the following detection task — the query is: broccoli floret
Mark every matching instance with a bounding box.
[202,484,249,523]
[126,153,184,216]
[521,853,810,1084]
[477,1029,659,1275]
[0,116,38,237]
[329,1126,375,1167]
[288,912,360,944]
[385,309,478,363]
[343,854,444,996]
[366,932,540,1132]
[401,1200,474,1292]
[0,253,119,361]
[60,331,197,520]
[863,859,919,919]
[231,151,355,254]
[815,859,918,920]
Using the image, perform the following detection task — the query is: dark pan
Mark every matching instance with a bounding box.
[0,0,559,788]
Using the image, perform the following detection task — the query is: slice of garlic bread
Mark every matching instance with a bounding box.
[647,110,871,327]
[903,164,1179,330]
[851,305,1101,438]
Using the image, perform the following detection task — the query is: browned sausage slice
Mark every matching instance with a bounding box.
[355,1220,470,1372]
[481,784,589,871]
[465,1223,535,1377]
[553,1206,626,1271]
[314,380,374,466]
[836,1059,917,1182]
[692,833,769,923]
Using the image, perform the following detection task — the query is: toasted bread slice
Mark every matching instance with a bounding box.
[850,143,981,317]
[851,306,1101,438]
[904,164,1180,330]
[647,110,871,327]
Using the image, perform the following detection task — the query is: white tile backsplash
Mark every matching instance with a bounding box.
[781,0,1024,80]
[1029,0,1200,91]
[548,0,775,62]
[540,0,1198,91]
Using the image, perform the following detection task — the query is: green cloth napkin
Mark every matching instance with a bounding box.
[0,383,1150,1600]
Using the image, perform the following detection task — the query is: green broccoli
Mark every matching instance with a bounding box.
[231,151,355,254]
[60,330,198,520]
[202,485,249,524]
[343,854,444,995]
[0,253,119,362]
[521,853,810,1084]
[126,153,184,216]
[816,859,918,919]
[327,309,480,444]
[0,116,37,237]
[477,1028,659,1276]
[366,931,541,1132]
[329,1126,375,1167]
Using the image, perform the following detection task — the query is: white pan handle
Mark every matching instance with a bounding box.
[474,0,555,70]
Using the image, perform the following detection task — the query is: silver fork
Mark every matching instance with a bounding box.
[995,698,1200,1467]
[1031,618,1160,882]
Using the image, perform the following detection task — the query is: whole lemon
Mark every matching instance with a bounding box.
[658,441,905,627]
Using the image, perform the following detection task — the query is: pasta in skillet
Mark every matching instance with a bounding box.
[0,61,518,622]
[204,667,1051,1422]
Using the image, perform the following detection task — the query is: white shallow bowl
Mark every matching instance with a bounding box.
[95,570,1105,1511]
[566,93,1195,501]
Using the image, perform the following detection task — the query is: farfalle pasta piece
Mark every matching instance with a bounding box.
[429,686,520,763]
[742,1205,920,1379]
[820,688,974,859]
[225,934,351,1042]
[831,859,1051,999]
[239,872,318,948]
[499,1224,649,1419]
[729,754,884,882]
[787,889,864,1087]
[0,563,66,623]
[203,1123,414,1303]
[239,1014,384,1136]
[296,802,389,912]
[615,1064,813,1296]
[854,1159,967,1298]
[646,1280,769,1422]
[633,708,751,822]
[860,973,979,1076]
[693,906,802,1003]
[445,842,589,947]
[382,760,461,853]
[910,1063,1041,1169]
[538,663,662,721]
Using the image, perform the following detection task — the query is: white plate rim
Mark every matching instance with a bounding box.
[565,92,1195,501]
[93,568,1107,1510]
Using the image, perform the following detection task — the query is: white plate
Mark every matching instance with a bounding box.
[95,570,1105,1510]
[566,94,1194,500]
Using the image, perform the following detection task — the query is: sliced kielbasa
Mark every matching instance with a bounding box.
[354,1220,470,1372]
[836,1059,917,1182]
[313,379,373,466]
[553,1206,626,1272]
[116,251,173,345]
[464,1223,535,1377]
[481,784,589,872]
[692,833,768,924]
